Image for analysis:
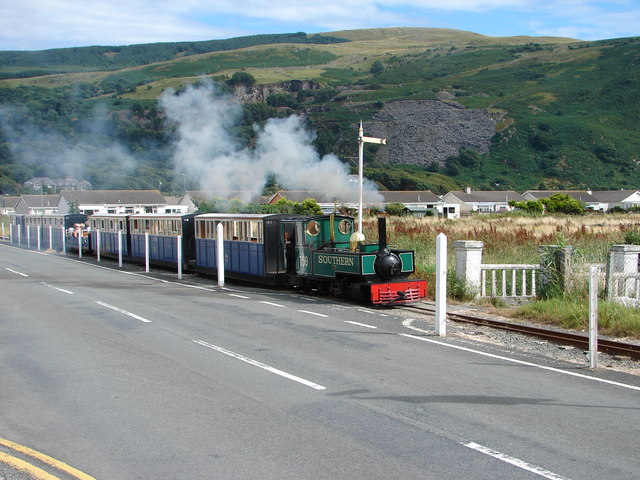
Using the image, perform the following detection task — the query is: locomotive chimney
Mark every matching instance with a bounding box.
[377,214,388,252]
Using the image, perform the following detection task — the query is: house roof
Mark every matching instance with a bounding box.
[523,190,599,203]
[379,191,440,203]
[17,195,60,207]
[0,196,20,208]
[271,190,381,204]
[445,190,522,203]
[185,190,269,205]
[591,190,640,202]
[60,190,166,205]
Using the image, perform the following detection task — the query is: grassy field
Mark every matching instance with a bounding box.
[362,212,640,338]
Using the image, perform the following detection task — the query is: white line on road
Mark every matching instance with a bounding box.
[193,340,326,390]
[40,282,73,295]
[298,310,328,318]
[399,332,640,392]
[95,301,152,323]
[229,293,250,299]
[463,442,569,480]
[260,301,285,308]
[5,268,27,277]
[344,320,377,329]
[358,308,388,317]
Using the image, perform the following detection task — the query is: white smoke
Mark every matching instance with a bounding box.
[0,104,138,188]
[160,80,382,204]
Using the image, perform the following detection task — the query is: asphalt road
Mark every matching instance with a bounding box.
[1,243,639,480]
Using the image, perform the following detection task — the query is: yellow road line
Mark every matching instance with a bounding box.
[0,451,62,480]
[0,437,97,480]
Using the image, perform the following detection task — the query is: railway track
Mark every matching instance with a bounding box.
[403,303,640,360]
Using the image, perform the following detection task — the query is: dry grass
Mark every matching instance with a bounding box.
[364,212,640,337]
[365,212,640,273]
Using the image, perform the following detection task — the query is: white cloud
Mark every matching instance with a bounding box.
[1,0,638,50]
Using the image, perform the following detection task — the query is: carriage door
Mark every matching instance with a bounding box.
[280,222,297,273]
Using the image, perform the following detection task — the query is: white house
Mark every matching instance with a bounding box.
[591,190,640,211]
[522,190,603,211]
[13,195,60,215]
[441,189,522,216]
[57,190,169,215]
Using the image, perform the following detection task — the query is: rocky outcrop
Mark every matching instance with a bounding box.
[233,80,320,103]
[364,100,500,166]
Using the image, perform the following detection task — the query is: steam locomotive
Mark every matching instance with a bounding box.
[9,212,427,306]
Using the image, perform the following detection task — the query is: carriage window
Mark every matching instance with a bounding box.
[306,220,320,236]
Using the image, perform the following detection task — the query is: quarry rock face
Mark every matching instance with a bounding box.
[233,81,320,103]
[365,100,500,166]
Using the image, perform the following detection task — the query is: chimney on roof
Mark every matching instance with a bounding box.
[587,189,592,195]
[465,186,471,194]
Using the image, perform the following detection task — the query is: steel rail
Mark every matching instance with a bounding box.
[403,304,640,360]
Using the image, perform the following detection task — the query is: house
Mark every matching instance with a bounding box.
[57,190,168,215]
[0,196,19,215]
[24,176,92,191]
[13,195,60,215]
[178,191,270,213]
[591,190,640,211]
[522,190,603,211]
[379,191,457,218]
[162,196,190,214]
[441,189,522,217]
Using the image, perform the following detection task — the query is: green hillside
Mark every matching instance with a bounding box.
[0,28,639,194]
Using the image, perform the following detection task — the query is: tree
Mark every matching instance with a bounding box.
[370,61,384,75]
[227,71,256,87]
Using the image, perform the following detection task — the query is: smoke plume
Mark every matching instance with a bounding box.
[160,80,382,204]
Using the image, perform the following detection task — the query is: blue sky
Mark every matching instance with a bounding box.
[2,1,640,51]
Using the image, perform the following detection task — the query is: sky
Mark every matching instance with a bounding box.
[1,0,640,51]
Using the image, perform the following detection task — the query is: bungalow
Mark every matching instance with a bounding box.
[0,196,19,215]
[13,195,60,215]
[178,191,270,213]
[57,190,169,215]
[379,191,458,218]
[591,190,640,211]
[521,190,603,211]
[441,189,522,217]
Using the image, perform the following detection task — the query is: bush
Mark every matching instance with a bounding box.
[385,202,406,216]
[541,194,584,214]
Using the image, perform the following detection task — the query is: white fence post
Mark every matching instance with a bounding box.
[61,226,66,253]
[2,222,5,239]
[435,233,447,336]
[145,232,150,273]
[177,235,183,280]
[453,240,483,298]
[49,226,53,250]
[217,222,224,287]
[96,229,101,263]
[78,229,82,258]
[37,225,41,251]
[9,223,13,244]
[589,266,599,369]
[118,230,123,268]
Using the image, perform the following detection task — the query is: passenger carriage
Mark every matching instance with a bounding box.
[88,214,132,258]
[128,213,196,268]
